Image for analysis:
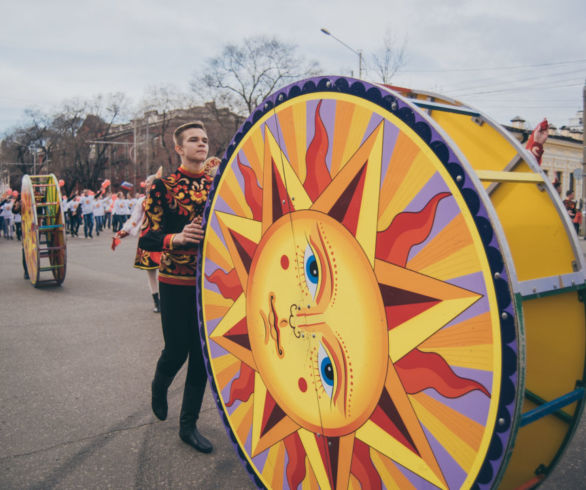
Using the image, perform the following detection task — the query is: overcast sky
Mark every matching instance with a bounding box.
[1,0,585,135]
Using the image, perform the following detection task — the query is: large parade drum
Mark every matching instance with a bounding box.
[21,174,67,287]
[197,77,585,489]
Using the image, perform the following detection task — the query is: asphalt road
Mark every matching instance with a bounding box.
[0,232,584,489]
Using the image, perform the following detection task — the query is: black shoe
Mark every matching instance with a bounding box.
[151,369,173,420]
[179,425,213,453]
[179,383,212,452]
[152,292,160,313]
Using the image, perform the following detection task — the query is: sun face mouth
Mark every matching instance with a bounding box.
[259,292,284,357]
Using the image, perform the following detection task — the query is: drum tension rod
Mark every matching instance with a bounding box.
[520,383,584,427]
[524,389,572,424]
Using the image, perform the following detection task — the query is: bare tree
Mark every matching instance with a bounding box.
[137,85,192,172]
[370,29,407,85]
[191,36,321,116]
[1,93,130,194]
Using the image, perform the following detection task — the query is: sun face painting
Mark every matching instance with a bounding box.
[199,82,514,489]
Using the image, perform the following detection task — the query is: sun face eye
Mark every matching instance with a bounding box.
[318,342,335,399]
[304,244,319,299]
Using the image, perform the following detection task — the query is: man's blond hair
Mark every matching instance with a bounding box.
[173,121,207,146]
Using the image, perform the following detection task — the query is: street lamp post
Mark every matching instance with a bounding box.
[320,28,363,79]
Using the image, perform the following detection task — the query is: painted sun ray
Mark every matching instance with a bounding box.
[230,394,254,445]
[406,213,473,273]
[297,428,333,489]
[358,360,448,489]
[417,244,482,281]
[311,121,384,265]
[421,311,493,348]
[378,131,420,224]
[410,395,478,472]
[215,211,262,290]
[209,295,256,370]
[373,259,481,362]
[219,170,254,219]
[275,105,306,181]
[251,372,300,457]
[356,419,446,490]
[302,456,320,490]
[378,152,437,232]
[330,100,355,177]
[203,288,235,321]
[261,440,286,489]
[204,226,234,273]
[263,124,312,213]
[211,353,242,390]
[342,101,376,166]
[420,344,494,371]
[411,391,485,453]
[370,447,417,489]
[242,128,264,179]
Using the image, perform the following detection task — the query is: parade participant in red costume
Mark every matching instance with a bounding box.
[112,169,163,312]
[139,121,215,453]
[525,118,549,165]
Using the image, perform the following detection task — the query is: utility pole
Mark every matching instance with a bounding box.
[582,79,586,237]
[133,120,138,190]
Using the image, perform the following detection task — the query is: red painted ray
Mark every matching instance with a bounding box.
[227,362,255,407]
[237,155,262,221]
[206,268,242,301]
[395,349,490,398]
[370,388,418,455]
[271,157,294,222]
[314,433,339,488]
[304,100,332,201]
[224,317,251,350]
[379,283,440,330]
[350,438,382,490]
[261,389,288,436]
[326,163,368,236]
[228,228,258,274]
[376,192,451,266]
[283,432,307,489]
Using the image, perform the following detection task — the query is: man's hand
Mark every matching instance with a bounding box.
[173,218,204,247]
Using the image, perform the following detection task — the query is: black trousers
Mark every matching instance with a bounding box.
[156,282,207,416]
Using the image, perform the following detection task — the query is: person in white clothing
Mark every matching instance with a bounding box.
[112,192,127,232]
[94,196,105,235]
[81,190,96,238]
[2,198,14,239]
[112,170,162,312]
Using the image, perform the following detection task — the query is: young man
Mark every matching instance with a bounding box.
[138,121,213,453]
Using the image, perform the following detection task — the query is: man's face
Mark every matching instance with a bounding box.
[176,128,209,165]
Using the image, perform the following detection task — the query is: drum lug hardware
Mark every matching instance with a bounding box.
[535,464,548,476]
[571,260,578,272]
[471,116,484,127]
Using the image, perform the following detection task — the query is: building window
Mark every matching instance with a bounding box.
[570,172,575,193]
[555,171,562,185]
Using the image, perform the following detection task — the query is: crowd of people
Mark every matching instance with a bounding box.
[0,190,22,241]
[62,189,142,239]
